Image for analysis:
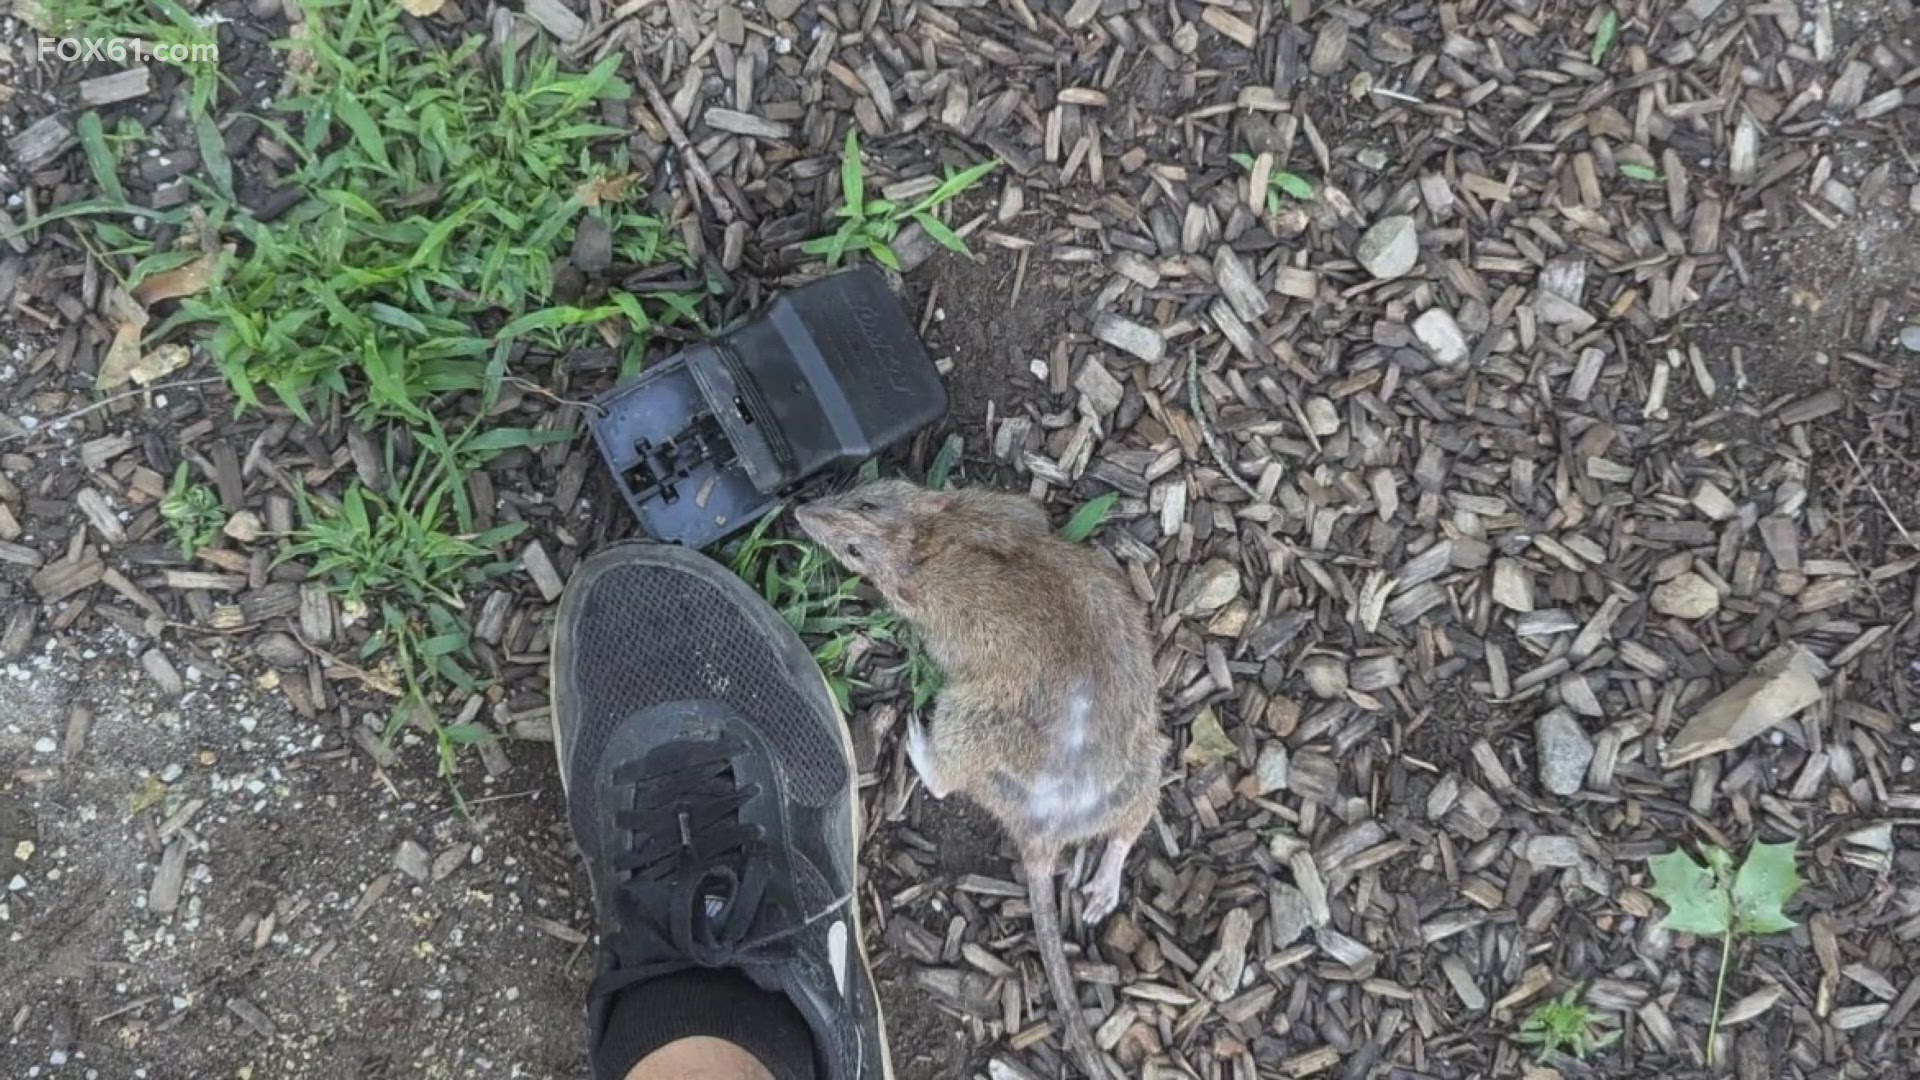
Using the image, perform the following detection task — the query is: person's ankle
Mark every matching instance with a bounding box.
[623,1036,776,1080]
[592,970,816,1080]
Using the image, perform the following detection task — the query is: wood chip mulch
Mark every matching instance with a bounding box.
[1,0,1917,1078]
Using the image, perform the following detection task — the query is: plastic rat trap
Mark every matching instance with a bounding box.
[590,266,947,548]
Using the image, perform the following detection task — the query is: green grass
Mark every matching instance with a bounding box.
[45,0,705,787]
[35,0,221,89]
[802,130,997,269]
[281,359,572,784]
[155,0,702,422]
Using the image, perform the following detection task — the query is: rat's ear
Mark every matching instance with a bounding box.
[923,492,960,514]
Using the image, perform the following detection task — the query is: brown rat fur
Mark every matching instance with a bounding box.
[796,479,1167,1079]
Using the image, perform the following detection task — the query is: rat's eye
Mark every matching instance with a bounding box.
[855,500,879,512]
[845,543,864,560]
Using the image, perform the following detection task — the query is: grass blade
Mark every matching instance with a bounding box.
[193,107,234,200]
[75,113,126,204]
[840,129,864,218]
[927,433,961,489]
[912,211,969,255]
[333,92,392,171]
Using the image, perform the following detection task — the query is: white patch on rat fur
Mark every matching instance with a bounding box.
[1026,770,1102,828]
[1059,692,1092,752]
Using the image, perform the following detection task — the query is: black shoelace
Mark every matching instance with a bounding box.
[589,737,796,1002]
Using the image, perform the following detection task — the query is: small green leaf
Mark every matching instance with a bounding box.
[1648,847,1731,936]
[1591,9,1619,65]
[441,723,490,745]
[334,94,392,171]
[1620,162,1662,182]
[840,128,864,219]
[912,211,969,255]
[917,158,998,210]
[419,631,468,657]
[927,433,961,489]
[1271,171,1315,200]
[1182,707,1236,767]
[1229,152,1256,170]
[460,427,574,455]
[1731,840,1801,935]
[75,112,125,204]
[193,106,233,200]
[1059,491,1119,542]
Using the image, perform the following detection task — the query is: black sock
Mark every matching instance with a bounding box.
[591,969,818,1080]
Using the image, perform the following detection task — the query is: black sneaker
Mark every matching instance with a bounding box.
[551,541,892,1080]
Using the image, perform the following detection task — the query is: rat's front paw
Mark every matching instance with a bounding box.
[904,713,950,798]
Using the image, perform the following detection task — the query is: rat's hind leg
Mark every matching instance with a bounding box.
[1081,791,1156,925]
[904,713,952,798]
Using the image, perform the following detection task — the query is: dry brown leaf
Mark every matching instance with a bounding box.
[575,172,639,208]
[131,251,222,305]
[1183,707,1236,768]
[129,343,192,386]
[95,320,144,391]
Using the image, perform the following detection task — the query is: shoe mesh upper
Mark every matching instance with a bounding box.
[569,563,843,808]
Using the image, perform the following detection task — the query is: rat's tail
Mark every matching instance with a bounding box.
[1022,847,1108,1079]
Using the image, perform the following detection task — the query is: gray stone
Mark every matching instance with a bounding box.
[1652,572,1720,619]
[1302,396,1340,436]
[1177,559,1240,615]
[1267,883,1313,947]
[1899,325,1920,352]
[1254,743,1289,794]
[394,839,432,884]
[1413,308,1469,366]
[1535,707,1594,796]
[1355,214,1418,279]
[1524,835,1583,867]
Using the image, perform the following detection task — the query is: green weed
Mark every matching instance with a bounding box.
[1230,153,1315,215]
[283,407,565,769]
[801,130,997,269]
[1514,988,1617,1062]
[1648,840,1803,1064]
[161,0,700,422]
[160,461,224,557]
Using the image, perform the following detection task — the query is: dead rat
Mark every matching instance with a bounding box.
[796,478,1167,1079]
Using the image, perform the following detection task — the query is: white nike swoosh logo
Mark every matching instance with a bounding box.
[828,919,849,995]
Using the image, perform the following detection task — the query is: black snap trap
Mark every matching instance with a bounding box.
[589,266,948,548]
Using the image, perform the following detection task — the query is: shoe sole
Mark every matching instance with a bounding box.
[549,541,896,1080]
